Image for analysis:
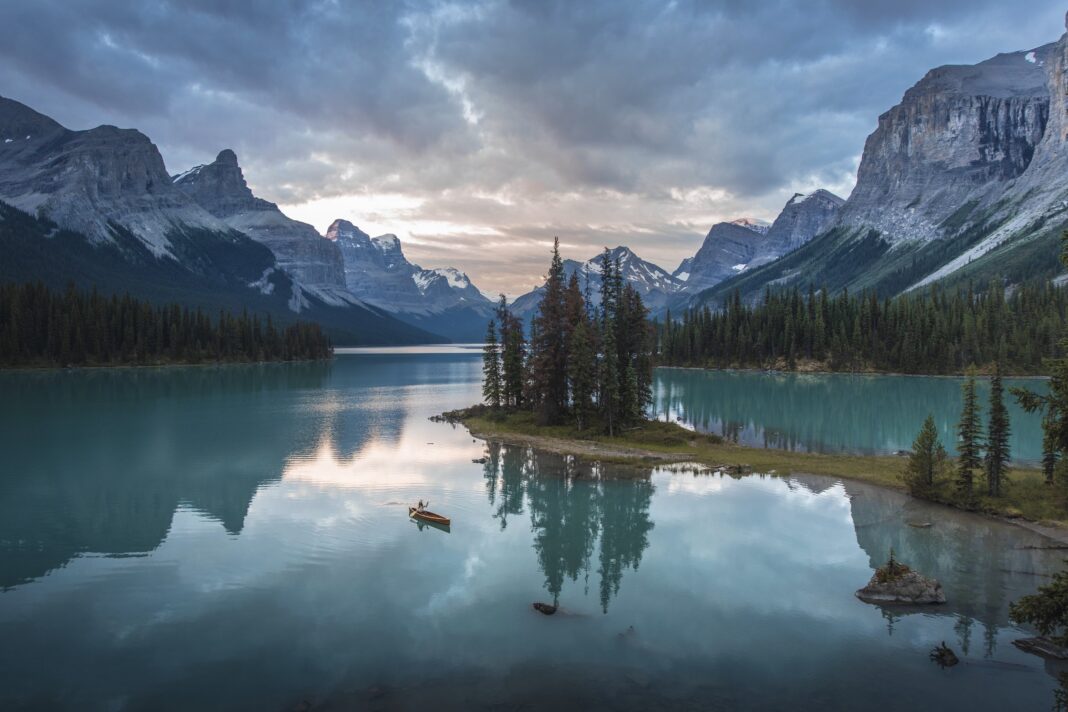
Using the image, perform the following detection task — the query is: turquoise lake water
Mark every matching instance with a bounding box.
[654,368,1048,461]
[0,349,1061,711]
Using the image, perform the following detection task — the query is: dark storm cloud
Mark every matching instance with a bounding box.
[0,0,1063,293]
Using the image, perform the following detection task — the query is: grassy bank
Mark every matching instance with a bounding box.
[445,407,1065,528]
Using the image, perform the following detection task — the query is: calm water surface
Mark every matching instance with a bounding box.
[655,368,1048,461]
[0,351,1062,711]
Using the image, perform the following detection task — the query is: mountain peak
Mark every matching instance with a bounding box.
[215,148,239,166]
[729,217,770,234]
[0,95,66,139]
[326,219,366,241]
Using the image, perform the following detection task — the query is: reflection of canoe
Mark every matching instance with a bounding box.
[410,517,451,534]
[410,507,451,526]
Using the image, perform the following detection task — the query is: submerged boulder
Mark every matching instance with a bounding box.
[930,641,959,668]
[856,550,946,604]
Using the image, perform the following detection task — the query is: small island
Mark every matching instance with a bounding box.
[447,241,1068,536]
[855,550,946,605]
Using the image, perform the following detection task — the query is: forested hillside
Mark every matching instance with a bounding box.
[0,282,332,368]
[658,281,1068,375]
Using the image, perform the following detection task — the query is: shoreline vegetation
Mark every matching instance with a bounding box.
[439,405,1068,538]
[0,281,333,369]
[655,281,1067,377]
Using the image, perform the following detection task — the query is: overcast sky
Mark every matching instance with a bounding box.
[0,0,1063,295]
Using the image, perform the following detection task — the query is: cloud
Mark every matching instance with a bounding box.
[0,0,1064,294]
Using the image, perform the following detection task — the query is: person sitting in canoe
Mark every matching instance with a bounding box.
[416,499,428,512]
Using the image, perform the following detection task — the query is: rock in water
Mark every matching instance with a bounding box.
[930,641,959,668]
[856,570,946,605]
[1013,636,1068,659]
[532,602,558,615]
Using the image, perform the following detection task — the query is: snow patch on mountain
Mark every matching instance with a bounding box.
[730,217,770,234]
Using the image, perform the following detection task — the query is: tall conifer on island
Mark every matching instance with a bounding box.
[482,319,502,409]
[904,414,947,497]
[528,237,569,424]
[956,373,983,500]
[985,363,1011,497]
[497,295,526,408]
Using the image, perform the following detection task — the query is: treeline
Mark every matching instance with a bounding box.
[0,281,332,368]
[658,281,1068,374]
[483,240,654,433]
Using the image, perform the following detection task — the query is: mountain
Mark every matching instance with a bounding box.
[747,190,844,269]
[672,256,694,284]
[511,245,683,320]
[729,217,770,235]
[0,96,439,345]
[680,220,770,292]
[173,150,353,305]
[326,219,494,340]
[690,23,1068,307]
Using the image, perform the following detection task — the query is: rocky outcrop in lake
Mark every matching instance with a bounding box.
[856,568,946,604]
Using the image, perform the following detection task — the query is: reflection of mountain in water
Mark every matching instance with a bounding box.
[655,369,1045,460]
[482,443,654,612]
[791,474,1062,656]
[0,364,331,589]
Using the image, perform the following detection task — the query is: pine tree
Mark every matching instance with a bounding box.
[497,295,526,408]
[904,414,947,497]
[528,237,570,424]
[482,319,502,409]
[956,373,983,499]
[567,318,597,430]
[1010,564,1068,646]
[985,363,1011,497]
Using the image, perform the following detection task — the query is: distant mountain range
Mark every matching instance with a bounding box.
[687,25,1068,308]
[0,96,495,343]
[2,17,1068,340]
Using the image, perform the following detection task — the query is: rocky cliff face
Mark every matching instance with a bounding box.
[0,95,228,256]
[749,190,844,267]
[326,219,493,335]
[174,150,347,291]
[690,22,1068,307]
[682,220,769,292]
[838,46,1053,243]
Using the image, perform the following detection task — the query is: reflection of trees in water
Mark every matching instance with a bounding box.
[838,477,1062,657]
[654,369,1046,459]
[482,443,654,612]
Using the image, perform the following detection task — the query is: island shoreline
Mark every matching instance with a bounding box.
[445,409,1068,546]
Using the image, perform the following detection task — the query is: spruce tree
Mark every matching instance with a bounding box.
[497,294,526,408]
[567,318,597,430]
[1012,231,1068,487]
[482,319,502,409]
[985,363,1011,497]
[529,237,569,423]
[956,373,983,499]
[904,414,947,497]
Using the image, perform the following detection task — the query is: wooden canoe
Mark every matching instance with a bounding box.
[409,507,451,526]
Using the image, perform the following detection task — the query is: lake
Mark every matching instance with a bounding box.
[655,367,1049,462]
[0,348,1062,711]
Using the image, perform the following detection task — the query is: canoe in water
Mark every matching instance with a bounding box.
[409,507,451,526]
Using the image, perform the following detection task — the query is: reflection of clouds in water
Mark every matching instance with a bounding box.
[418,552,486,617]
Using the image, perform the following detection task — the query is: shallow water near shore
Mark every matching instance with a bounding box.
[0,349,1062,710]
